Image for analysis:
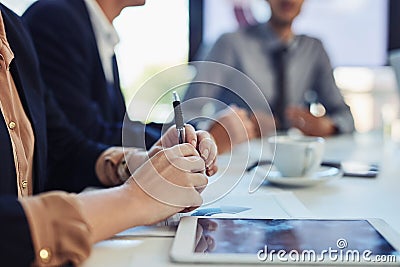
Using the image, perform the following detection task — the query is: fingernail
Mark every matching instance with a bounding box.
[191,140,197,147]
[202,149,209,159]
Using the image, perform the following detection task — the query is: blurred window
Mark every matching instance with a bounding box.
[203,0,388,67]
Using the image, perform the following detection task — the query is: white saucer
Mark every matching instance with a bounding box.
[260,166,343,187]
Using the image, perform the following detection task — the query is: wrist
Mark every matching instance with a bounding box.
[121,178,168,227]
[119,180,147,227]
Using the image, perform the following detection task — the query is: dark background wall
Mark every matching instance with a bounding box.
[189,0,204,61]
[389,0,400,51]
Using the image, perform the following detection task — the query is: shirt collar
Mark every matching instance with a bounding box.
[0,11,14,68]
[83,0,120,49]
[252,21,299,52]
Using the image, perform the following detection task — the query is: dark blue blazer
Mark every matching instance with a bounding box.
[0,4,107,266]
[22,0,161,150]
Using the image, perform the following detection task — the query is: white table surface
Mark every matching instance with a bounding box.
[81,132,400,267]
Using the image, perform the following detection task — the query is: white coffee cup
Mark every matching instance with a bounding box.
[268,136,325,177]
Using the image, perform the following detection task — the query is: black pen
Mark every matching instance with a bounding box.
[173,91,185,144]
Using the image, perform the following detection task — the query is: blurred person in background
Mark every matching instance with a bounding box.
[184,0,354,153]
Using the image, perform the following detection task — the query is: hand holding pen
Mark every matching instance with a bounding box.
[169,91,218,176]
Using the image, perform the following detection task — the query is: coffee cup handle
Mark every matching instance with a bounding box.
[303,144,317,176]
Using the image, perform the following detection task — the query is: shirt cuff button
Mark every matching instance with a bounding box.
[8,121,16,130]
[39,248,51,263]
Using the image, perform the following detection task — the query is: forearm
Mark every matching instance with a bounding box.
[77,185,141,243]
[20,189,142,266]
[78,180,184,243]
[20,189,150,266]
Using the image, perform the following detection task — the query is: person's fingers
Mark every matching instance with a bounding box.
[166,143,200,158]
[191,173,208,189]
[158,125,177,147]
[228,104,238,110]
[205,236,216,252]
[184,124,197,147]
[286,106,306,117]
[175,189,202,212]
[157,124,195,148]
[201,219,218,231]
[198,134,217,167]
[205,156,218,176]
[286,106,336,136]
[196,184,207,194]
[133,164,206,209]
[186,189,203,207]
[172,156,206,173]
[235,108,249,119]
[155,144,202,173]
[129,144,209,214]
[206,163,218,177]
[195,224,204,246]
[193,174,208,194]
[286,106,309,128]
[290,116,306,130]
[181,206,200,213]
[196,235,209,253]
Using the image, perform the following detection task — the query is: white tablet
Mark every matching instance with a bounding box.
[171,217,400,265]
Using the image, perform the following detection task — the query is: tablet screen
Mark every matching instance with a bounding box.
[194,218,397,260]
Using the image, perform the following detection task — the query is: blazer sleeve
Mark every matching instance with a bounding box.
[0,196,35,266]
[312,40,355,134]
[45,83,110,192]
[22,2,124,145]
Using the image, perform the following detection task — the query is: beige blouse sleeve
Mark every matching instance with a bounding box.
[20,192,92,266]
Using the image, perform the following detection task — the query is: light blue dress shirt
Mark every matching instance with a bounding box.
[184,23,355,134]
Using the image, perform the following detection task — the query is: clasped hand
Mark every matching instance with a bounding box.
[126,124,218,176]
[121,124,218,225]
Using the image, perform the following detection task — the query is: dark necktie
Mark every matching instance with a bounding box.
[112,54,120,91]
[272,46,288,130]
[109,54,127,119]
